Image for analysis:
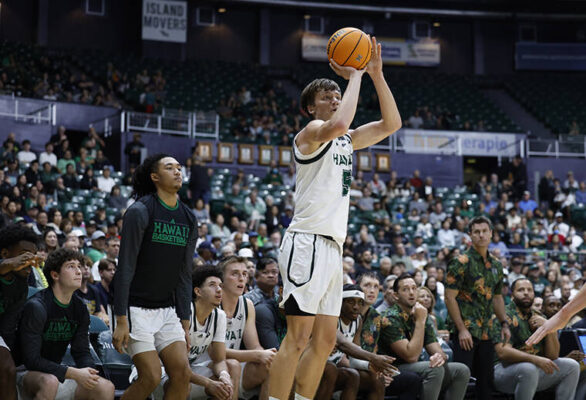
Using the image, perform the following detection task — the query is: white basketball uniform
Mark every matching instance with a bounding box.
[221,296,259,400]
[150,302,226,400]
[280,133,353,316]
[328,316,361,365]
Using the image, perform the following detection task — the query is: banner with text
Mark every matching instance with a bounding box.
[142,0,187,43]
[302,35,440,66]
[398,129,524,157]
[516,42,586,71]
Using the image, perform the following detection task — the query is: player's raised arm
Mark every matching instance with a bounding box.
[350,37,402,151]
[298,61,365,150]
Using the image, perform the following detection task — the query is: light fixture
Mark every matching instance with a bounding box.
[218,7,226,13]
[304,14,311,20]
[433,22,440,27]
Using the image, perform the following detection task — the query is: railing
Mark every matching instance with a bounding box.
[124,109,219,140]
[526,137,586,159]
[89,113,123,138]
[0,95,56,125]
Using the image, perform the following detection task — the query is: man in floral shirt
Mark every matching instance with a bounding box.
[491,278,579,399]
[445,216,510,400]
[379,274,470,400]
[357,272,421,399]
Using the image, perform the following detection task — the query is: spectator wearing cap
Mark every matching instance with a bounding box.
[527,264,549,297]
[507,259,525,286]
[197,241,217,264]
[85,230,106,263]
[519,191,538,214]
[91,236,119,282]
[548,211,570,238]
[280,205,294,229]
[245,257,279,307]
[412,247,429,270]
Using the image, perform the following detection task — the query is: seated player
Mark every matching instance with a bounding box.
[18,248,115,400]
[75,256,109,326]
[0,225,39,400]
[216,256,276,400]
[316,284,396,400]
[493,278,580,399]
[357,272,422,399]
[153,264,240,400]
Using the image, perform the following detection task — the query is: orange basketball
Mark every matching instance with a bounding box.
[327,27,372,70]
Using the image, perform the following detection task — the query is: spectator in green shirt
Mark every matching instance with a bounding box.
[85,231,106,263]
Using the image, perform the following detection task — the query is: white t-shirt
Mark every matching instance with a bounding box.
[97,176,116,193]
[39,152,57,167]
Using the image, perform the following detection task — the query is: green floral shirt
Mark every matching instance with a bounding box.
[379,304,437,364]
[490,301,545,362]
[446,246,504,340]
[359,306,391,353]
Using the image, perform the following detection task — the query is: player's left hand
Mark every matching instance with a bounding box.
[365,36,383,76]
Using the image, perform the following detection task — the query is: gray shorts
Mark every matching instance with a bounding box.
[16,369,77,400]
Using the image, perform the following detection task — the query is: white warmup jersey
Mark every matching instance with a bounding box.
[221,296,248,350]
[188,302,227,364]
[287,133,354,250]
[328,315,361,364]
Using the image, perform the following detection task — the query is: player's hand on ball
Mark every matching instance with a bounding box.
[329,59,365,80]
[365,36,383,76]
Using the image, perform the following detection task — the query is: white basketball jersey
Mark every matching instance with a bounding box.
[287,133,353,250]
[221,296,248,350]
[188,302,227,363]
[328,315,361,364]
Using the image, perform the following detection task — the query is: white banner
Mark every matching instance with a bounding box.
[142,0,187,43]
[399,129,524,157]
[302,34,440,66]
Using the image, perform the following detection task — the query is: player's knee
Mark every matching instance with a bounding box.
[226,359,241,378]
[339,367,360,386]
[0,358,16,382]
[285,331,312,354]
[36,374,59,395]
[137,366,162,389]
[95,378,115,399]
[322,363,338,383]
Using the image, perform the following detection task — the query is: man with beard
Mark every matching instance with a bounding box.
[493,278,579,399]
[357,272,421,399]
[380,274,470,400]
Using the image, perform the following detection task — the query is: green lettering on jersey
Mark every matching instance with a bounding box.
[151,219,190,247]
[43,317,77,342]
[342,169,352,197]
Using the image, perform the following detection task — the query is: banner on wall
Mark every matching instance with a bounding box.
[302,34,440,66]
[398,129,524,157]
[516,42,586,71]
[142,0,187,43]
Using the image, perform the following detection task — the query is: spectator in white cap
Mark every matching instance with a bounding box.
[519,190,538,214]
[86,230,106,263]
[412,247,428,270]
[548,211,569,237]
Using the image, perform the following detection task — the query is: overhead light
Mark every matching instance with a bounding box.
[218,7,226,13]
[433,22,440,27]
[304,14,311,19]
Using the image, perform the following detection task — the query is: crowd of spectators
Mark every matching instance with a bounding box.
[2,127,586,397]
[402,105,488,132]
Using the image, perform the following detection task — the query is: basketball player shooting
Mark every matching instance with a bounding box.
[268,36,402,400]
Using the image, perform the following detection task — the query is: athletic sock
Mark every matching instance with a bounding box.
[269,397,281,400]
[294,393,311,400]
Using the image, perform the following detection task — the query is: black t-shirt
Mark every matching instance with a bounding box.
[0,274,29,350]
[113,194,197,320]
[19,288,93,382]
[75,284,103,315]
